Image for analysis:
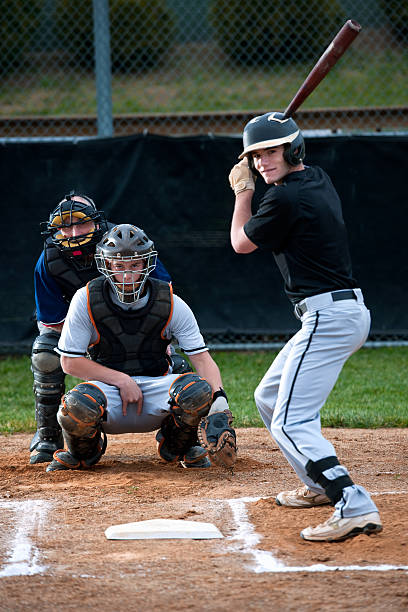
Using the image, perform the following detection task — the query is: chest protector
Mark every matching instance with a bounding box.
[44,238,99,303]
[87,277,173,377]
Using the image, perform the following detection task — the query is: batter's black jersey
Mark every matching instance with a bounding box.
[244,166,357,303]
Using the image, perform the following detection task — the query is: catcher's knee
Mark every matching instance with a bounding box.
[306,456,354,505]
[168,373,212,427]
[58,382,107,438]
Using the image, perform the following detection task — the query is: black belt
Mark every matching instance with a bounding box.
[295,289,357,317]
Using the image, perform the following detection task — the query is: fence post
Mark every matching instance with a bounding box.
[93,0,113,137]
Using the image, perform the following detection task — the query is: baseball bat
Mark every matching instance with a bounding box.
[283,19,362,119]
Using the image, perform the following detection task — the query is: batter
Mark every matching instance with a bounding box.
[229,111,382,542]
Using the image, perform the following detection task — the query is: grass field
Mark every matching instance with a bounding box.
[1,46,407,116]
[1,346,407,434]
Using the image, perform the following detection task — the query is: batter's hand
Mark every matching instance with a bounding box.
[117,374,143,416]
[229,158,256,195]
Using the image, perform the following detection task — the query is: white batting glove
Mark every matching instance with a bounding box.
[229,158,256,195]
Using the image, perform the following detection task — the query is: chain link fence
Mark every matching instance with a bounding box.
[1,0,408,138]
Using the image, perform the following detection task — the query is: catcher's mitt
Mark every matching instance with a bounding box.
[198,410,237,469]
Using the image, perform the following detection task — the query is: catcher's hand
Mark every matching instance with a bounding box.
[198,410,237,469]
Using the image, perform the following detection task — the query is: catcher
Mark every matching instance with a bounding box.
[45,223,237,473]
[30,191,178,466]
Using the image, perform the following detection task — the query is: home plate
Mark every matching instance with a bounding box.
[105,519,224,540]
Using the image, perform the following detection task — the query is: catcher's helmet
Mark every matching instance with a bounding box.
[42,191,107,267]
[239,111,305,166]
[95,224,158,303]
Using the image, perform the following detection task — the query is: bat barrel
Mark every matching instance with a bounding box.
[347,19,362,33]
[283,20,362,119]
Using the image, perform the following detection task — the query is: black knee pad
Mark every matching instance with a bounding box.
[31,332,63,377]
[168,373,212,427]
[171,353,193,374]
[31,333,65,411]
[306,456,354,505]
[58,382,107,437]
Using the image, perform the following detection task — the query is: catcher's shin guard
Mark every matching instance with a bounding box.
[46,382,107,472]
[156,428,210,468]
[30,333,65,464]
[156,414,200,461]
[168,373,212,427]
[156,373,213,467]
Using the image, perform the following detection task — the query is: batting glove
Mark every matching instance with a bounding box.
[229,158,256,195]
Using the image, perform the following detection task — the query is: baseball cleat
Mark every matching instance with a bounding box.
[300,511,383,542]
[46,449,81,472]
[180,446,211,469]
[276,485,330,508]
[29,430,64,465]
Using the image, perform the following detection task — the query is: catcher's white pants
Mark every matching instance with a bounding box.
[88,374,181,434]
[255,289,379,518]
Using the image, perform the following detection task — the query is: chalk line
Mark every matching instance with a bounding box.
[0,499,50,577]
[226,495,408,574]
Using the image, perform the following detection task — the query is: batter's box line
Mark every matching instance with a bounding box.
[0,499,50,578]
[223,496,408,574]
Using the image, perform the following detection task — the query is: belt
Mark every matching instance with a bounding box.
[294,289,357,318]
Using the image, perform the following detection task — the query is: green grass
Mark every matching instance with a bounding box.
[1,47,408,116]
[1,347,407,434]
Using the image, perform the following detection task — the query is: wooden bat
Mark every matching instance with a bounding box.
[283,20,362,119]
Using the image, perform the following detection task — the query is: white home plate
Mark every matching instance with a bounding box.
[105,519,223,540]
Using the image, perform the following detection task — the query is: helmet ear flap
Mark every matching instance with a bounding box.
[283,136,305,166]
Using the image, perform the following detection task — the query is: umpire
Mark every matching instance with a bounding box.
[228,112,382,542]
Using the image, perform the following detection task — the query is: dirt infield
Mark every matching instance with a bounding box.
[1,428,407,611]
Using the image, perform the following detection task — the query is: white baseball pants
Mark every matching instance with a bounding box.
[254,289,379,518]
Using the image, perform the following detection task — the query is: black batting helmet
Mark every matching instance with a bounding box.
[239,111,305,166]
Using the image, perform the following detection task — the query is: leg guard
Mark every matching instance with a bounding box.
[171,353,193,374]
[156,421,210,468]
[46,382,107,472]
[168,373,212,427]
[30,333,65,464]
[156,414,199,461]
[156,373,213,467]
[306,456,354,506]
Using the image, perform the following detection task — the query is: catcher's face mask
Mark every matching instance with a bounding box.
[97,254,157,303]
[95,224,158,303]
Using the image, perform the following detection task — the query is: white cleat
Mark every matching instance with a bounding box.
[300,511,383,542]
[276,485,330,508]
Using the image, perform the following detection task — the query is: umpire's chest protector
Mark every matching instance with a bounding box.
[45,239,99,302]
[87,277,173,376]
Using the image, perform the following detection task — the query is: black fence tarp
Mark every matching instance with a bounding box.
[1,133,407,353]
